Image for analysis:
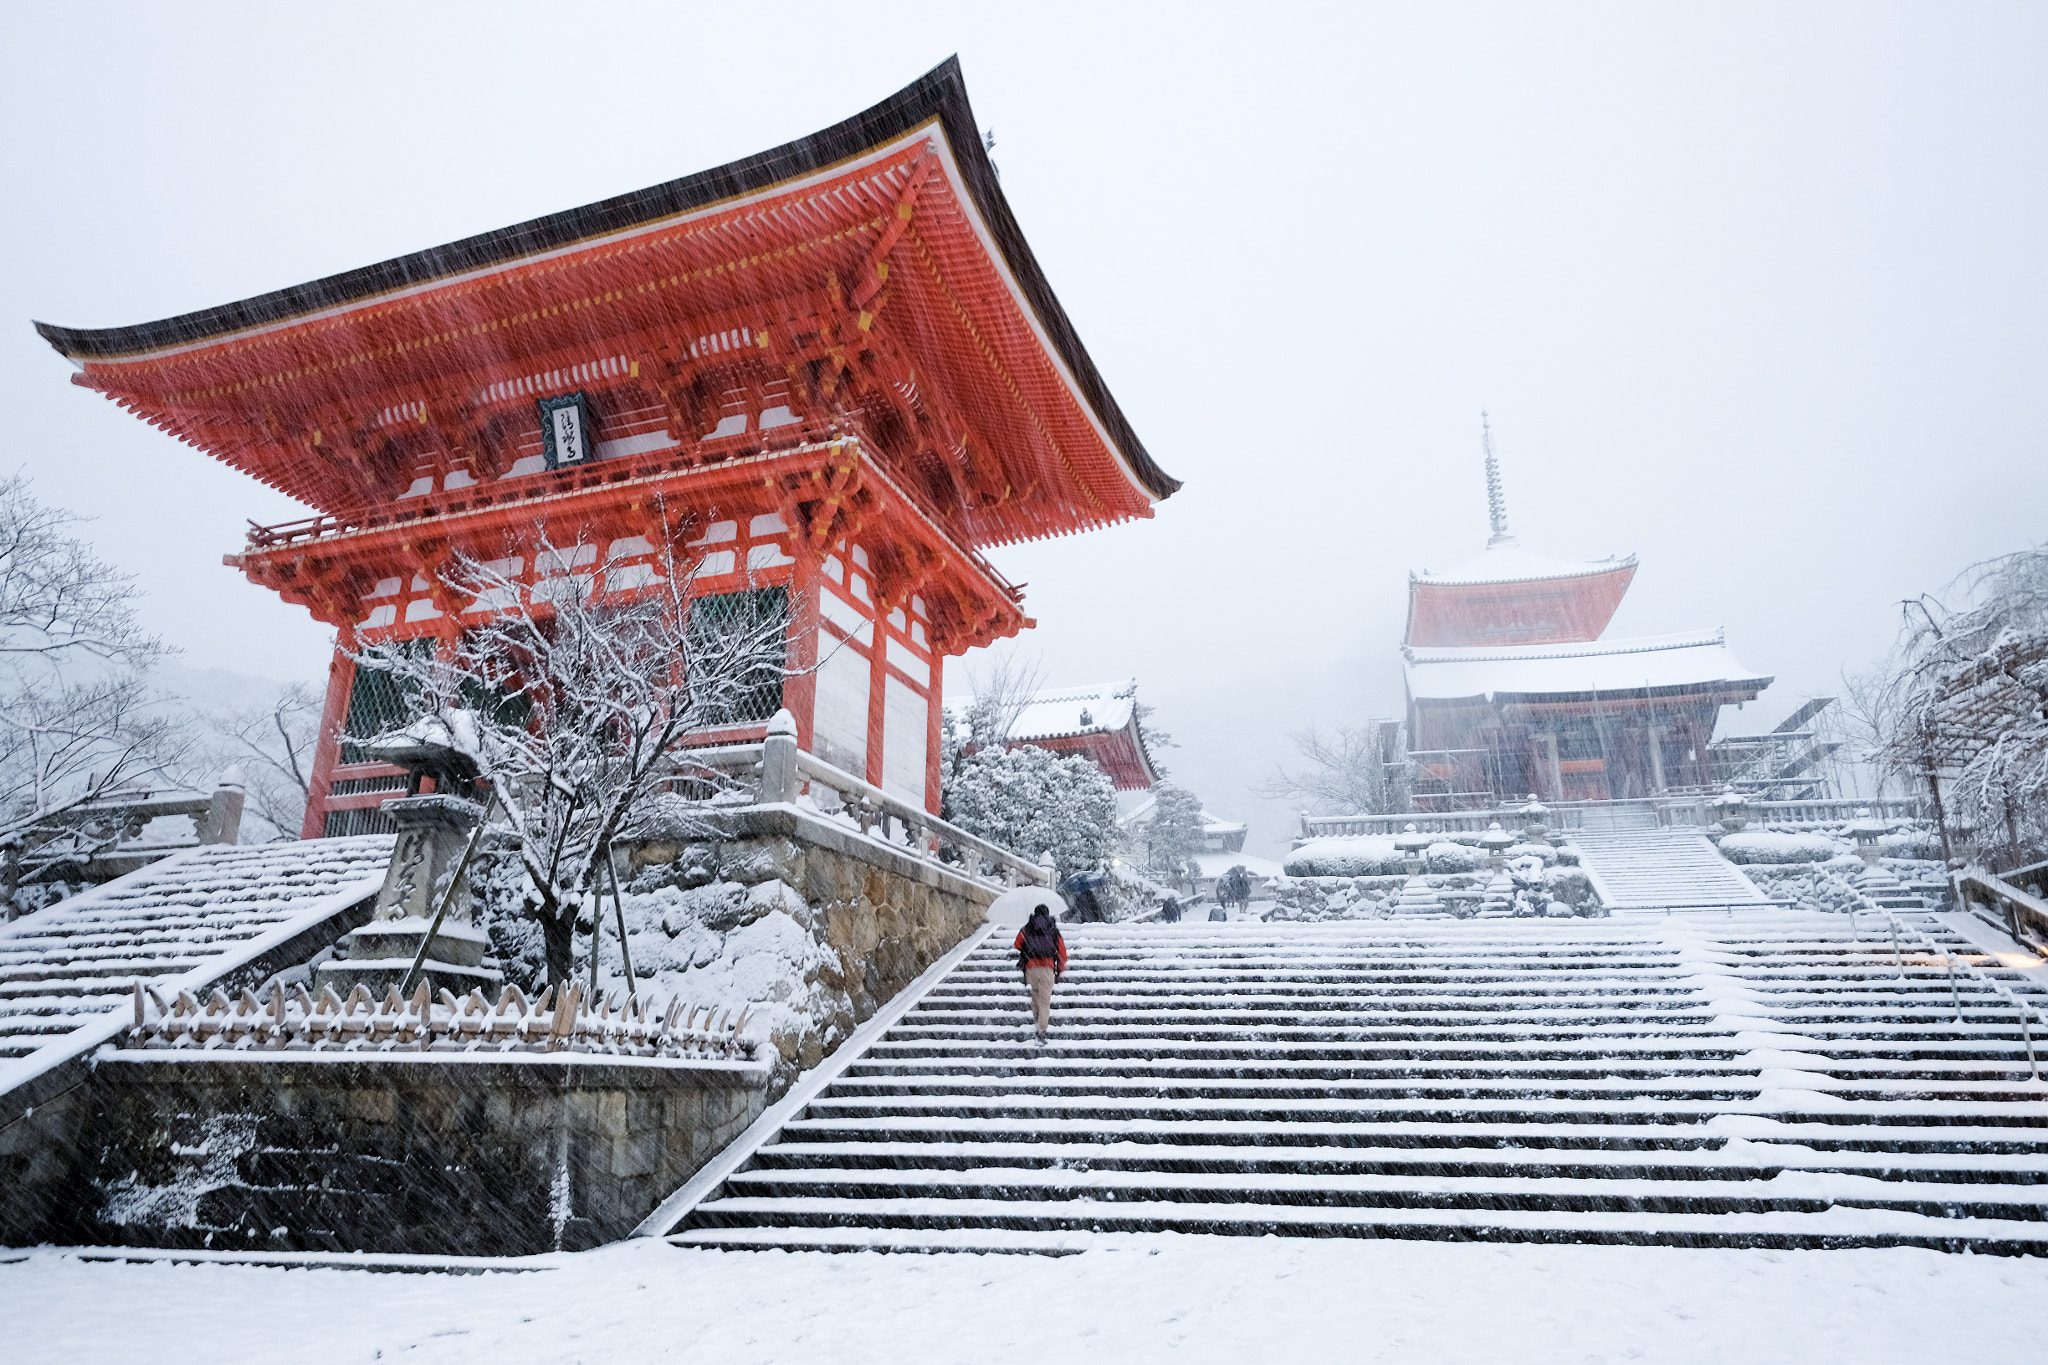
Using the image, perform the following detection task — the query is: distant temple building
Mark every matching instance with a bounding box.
[1403,424,1772,806]
[36,60,1177,836]
[948,680,1159,790]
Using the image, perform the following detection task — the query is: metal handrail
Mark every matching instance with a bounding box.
[1842,881,2044,1084]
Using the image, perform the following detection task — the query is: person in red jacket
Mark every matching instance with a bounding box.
[1013,903,1068,1043]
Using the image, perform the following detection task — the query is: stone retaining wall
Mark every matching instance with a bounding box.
[632,803,998,1095]
[10,1052,766,1256]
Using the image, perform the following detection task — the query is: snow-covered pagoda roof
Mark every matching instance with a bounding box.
[1406,538,1639,648]
[1412,539,1638,586]
[1403,629,1773,703]
[1003,680,1138,743]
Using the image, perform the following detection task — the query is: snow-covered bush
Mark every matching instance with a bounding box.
[1718,830,1845,864]
[1283,836,1400,877]
[1424,841,1485,874]
[1543,866,1598,910]
[1880,828,1942,860]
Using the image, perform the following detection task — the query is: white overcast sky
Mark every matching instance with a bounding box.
[3,2,2042,854]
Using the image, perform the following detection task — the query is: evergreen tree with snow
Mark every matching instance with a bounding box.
[943,743,1117,880]
[1143,784,1206,892]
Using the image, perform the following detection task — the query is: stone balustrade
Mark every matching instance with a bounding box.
[127,979,753,1061]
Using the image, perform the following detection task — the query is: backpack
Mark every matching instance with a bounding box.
[1019,915,1061,966]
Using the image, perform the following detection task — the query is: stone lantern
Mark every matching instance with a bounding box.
[1848,808,1887,868]
[1518,796,1550,844]
[1708,786,1749,833]
[1479,821,1517,872]
[318,714,502,998]
[1394,822,1431,876]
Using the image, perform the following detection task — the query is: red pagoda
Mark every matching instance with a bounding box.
[37,59,1177,837]
[1403,424,1769,804]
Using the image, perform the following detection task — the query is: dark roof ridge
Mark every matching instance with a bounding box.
[33,56,1177,502]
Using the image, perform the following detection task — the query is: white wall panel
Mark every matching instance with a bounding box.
[812,640,869,777]
[882,674,928,807]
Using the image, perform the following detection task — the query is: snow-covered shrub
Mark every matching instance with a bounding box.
[1424,841,1485,874]
[1543,866,1598,910]
[1718,830,1845,864]
[1880,828,1942,860]
[1283,836,1401,878]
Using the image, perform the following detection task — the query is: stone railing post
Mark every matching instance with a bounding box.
[760,708,799,804]
[200,765,246,845]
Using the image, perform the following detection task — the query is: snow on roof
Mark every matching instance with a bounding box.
[1194,851,1283,880]
[0,835,395,1101]
[1413,539,1636,586]
[949,680,1138,742]
[1117,796,1241,834]
[1403,630,1773,701]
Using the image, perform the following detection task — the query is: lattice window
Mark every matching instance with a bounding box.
[338,638,435,763]
[688,586,788,728]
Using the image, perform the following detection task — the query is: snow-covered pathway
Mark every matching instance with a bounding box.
[6,1238,2044,1364]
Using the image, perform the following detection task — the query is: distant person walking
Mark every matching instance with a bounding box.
[1161,894,1182,923]
[1013,904,1068,1043]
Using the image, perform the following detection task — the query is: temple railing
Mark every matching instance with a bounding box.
[668,723,1051,892]
[1299,794,1935,842]
[1739,796,1931,825]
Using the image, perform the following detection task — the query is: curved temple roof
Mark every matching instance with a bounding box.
[33,57,1176,548]
[1413,540,1637,586]
[1403,629,1773,703]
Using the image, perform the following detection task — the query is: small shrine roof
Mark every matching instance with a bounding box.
[1403,630,1773,702]
[1413,539,1637,586]
[946,679,1157,789]
[950,679,1139,743]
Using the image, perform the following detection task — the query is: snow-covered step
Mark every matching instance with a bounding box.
[1570,827,1767,909]
[668,917,2048,1254]
[0,837,394,1111]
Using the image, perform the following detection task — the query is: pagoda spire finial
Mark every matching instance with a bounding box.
[1482,411,1512,546]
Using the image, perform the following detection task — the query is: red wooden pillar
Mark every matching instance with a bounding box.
[865,599,889,790]
[925,654,944,815]
[302,649,357,839]
[784,553,822,755]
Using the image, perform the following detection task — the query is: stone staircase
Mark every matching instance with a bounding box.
[671,916,2048,1254]
[1570,825,1768,909]
[0,837,392,1118]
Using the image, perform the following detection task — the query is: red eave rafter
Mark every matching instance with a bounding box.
[73,132,1151,551]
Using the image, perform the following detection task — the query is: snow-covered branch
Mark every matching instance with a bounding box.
[352,520,795,984]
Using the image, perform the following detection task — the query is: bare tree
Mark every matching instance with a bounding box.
[187,682,321,841]
[0,475,184,894]
[1257,720,1414,816]
[356,525,794,985]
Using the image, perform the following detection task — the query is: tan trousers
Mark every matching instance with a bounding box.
[1024,965,1056,1031]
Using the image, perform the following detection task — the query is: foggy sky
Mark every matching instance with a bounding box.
[3,2,2043,857]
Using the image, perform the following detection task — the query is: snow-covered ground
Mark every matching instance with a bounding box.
[6,1238,2043,1364]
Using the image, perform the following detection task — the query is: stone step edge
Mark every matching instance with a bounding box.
[630,922,999,1241]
